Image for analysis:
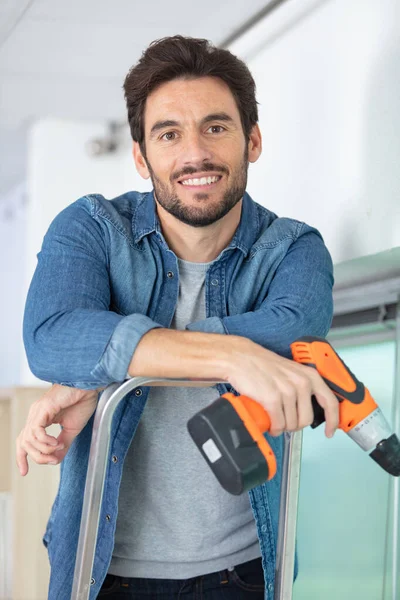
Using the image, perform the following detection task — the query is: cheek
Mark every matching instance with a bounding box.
[152,155,176,180]
[147,160,173,184]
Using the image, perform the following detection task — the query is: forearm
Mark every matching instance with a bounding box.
[187,232,334,358]
[186,302,332,360]
[128,327,249,381]
[24,308,162,388]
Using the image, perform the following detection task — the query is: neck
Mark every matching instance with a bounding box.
[156,199,243,262]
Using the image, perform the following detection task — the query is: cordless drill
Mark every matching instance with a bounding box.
[187,336,400,495]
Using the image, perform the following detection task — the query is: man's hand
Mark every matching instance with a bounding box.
[128,328,339,439]
[227,338,339,438]
[16,384,100,476]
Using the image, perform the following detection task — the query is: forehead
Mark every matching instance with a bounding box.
[143,76,240,133]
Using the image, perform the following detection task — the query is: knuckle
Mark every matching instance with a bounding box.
[270,429,283,437]
[22,435,32,447]
[271,417,285,433]
[18,439,27,452]
[17,430,26,444]
[298,416,313,429]
[266,398,281,413]
[302,364,318,378]
[44,446,56,456]
[281,384,297,401]
[296,374,311,390]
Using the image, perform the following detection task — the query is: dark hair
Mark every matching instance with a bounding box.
[123,35,259,155]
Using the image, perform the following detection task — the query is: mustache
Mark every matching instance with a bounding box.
[173,164,227,180]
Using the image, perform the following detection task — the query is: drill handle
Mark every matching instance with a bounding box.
[310,395,326,428]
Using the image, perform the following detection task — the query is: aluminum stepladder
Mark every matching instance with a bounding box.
[71,377,303,600]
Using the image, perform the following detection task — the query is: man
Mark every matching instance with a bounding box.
[18,35,338,599]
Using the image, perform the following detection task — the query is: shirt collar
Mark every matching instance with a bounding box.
[132,189,261,258]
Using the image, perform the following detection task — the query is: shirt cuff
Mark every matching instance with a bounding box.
[90,313,163,384]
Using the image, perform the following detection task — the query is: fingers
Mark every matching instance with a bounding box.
[29,436,64,456]
[306,367,339,437]
[266,394,286,437]
[23,440,62,465]
[280,383,298,433]
[16,441,29,476]
[16,433,64,475]
[15,384,97,476]
[313,391,339,437]
[294,378,314,431]
[267,368,338,438]
[15,397,62,475]
[57,428,77,450]
[34,427,60,447]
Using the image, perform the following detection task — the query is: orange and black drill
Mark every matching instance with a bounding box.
[187,336,400,495]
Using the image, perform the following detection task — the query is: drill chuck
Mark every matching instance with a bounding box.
[369,434,400,477]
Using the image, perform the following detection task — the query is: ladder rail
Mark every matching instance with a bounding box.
[70,378,302,600]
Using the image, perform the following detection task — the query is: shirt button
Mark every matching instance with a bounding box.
[90,578,95,585]
[211,279,219,286]
[135,388,142,396]
[261,524,267,532]
[112,455,118,463]
[106,514,111,522]
[167,271,174,278]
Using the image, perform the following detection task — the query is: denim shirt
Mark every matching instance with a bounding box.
[23,190,334,600]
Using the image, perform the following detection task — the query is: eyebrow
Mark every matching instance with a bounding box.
[149,112,236,139]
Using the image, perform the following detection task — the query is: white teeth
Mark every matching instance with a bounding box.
[181,175,221,186]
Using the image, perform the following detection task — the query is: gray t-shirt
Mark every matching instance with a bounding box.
[109,257,261,579]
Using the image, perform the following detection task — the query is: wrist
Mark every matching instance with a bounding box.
[219,335,255,383]
[50,383,98,406]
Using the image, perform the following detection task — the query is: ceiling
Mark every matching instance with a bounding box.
[0,0,274,196]
[0,0,271,128]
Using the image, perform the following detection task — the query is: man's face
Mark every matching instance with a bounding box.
[135,76,252,228]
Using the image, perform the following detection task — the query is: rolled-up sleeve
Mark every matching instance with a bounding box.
[186,230,334,359]
[23,198,162,389]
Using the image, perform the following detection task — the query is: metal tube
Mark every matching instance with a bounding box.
[274,431,303,600]
[71,377,224,600]
[381,296,400,600]
[392,298,400,599]
[390,299,400,599]
[71,378,301,600]
[220,0,291,48]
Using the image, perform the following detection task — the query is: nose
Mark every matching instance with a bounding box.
[181,131,214,165]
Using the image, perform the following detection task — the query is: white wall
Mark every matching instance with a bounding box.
[25,118,152,289]
[12,0,400,385]
[20,118,152,384]
[0,184,27,386]
[236,0,400,264]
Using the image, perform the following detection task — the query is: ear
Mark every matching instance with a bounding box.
[247,123,262,163]
[133,142,151,179]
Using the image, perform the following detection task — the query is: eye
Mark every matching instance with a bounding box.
[208,125,225,134]
[161,131,177,141]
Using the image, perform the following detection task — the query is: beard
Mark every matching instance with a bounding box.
[144,146,249,228]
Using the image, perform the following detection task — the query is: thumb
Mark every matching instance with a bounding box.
[53,428,80,461]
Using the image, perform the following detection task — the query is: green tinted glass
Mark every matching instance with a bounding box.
[293,341,396,600]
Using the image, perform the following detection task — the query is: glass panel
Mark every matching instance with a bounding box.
[293,341,396,600]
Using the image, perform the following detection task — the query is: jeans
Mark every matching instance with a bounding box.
[97,557,265,599]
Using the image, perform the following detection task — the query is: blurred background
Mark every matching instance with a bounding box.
[0,0,399,598]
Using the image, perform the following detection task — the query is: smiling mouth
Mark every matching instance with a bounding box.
[178,175,223,189]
